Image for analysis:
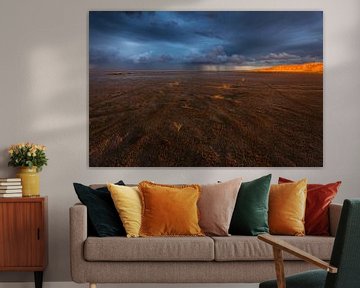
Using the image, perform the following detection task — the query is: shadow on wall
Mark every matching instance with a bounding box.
[0,1,85,283]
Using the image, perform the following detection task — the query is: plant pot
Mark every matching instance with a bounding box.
[16,167,40,197]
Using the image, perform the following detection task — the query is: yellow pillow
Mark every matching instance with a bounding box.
[107,183,142,238]
[269,179,307,236]
[139,181,204,237]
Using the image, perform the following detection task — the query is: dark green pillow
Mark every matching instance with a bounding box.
[73,181,126,237]
[229,174,271,236]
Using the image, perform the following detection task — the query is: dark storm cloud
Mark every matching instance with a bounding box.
[90,11,192,44]
[217,12,323,56]
[89,11,323,69]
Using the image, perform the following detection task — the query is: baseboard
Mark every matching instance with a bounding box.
[0,282,259,288]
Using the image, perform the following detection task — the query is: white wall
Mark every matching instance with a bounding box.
[0,0,359,283]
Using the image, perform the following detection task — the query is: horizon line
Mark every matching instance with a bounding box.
[89,61,323,72]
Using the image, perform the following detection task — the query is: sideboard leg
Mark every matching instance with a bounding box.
[90,283,97,288]
[34,271,43,288]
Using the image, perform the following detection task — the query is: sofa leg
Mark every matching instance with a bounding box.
[89,283,96,288]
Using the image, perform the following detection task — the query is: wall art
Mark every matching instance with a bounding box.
[89,11,323,167]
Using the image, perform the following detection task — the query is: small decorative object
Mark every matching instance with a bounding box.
[8,143,48,197]
[0,177,22,197]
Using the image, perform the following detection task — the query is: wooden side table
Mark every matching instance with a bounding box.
[0,197,48,288]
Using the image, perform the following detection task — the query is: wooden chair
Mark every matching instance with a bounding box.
[258,199,360,288]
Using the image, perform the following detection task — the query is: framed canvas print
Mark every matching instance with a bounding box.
[89,11,323,167]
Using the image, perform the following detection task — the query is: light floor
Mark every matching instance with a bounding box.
[0,283,259,288]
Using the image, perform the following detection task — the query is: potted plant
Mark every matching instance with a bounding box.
[8,143,48,197]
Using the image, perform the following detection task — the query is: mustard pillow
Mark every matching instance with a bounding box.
[139,181,204,237]
[269,179,307,236]
[107,183,142,238]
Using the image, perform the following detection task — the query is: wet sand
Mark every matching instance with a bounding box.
[89,70,322,167]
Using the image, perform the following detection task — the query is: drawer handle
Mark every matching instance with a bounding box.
[37,228,40,240]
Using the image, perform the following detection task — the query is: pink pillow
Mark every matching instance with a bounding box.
[198,178,242,236]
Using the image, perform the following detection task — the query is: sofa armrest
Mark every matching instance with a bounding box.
[69,203,88,283]
[329,203,342,237]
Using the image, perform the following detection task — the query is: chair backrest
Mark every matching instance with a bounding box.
[325,199,360,288]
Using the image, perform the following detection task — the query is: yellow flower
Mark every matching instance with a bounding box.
[9,142,47,158]
[37,145,46,151]
[35,145,44,151]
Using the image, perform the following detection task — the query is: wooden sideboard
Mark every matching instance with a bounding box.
[0,197,48,288]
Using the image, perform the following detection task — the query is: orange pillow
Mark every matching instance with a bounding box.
[269,179,307,236]
[139,181,204,237]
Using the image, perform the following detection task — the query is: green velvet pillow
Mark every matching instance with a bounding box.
[229,174,272,236]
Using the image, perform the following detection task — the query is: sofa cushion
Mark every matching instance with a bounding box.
[279,177,341,236]
[108,184,142,238]
[84,236,214,261]
[198,178,242,236]
[139,181,203,237]
[229,174,271,236]
[212,236,334,261]
[73,181,126,237]
[269,179,307,236]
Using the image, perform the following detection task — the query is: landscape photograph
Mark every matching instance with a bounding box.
[89,11,323,167]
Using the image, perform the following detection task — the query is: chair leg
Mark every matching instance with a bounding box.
[273,247,286,288]
[89,283,97,288]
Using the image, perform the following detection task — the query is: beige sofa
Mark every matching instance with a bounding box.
[70,202,342,287]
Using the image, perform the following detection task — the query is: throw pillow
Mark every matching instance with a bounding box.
[139,181,203,237]
[198,177,242,236]
[229,174,272,236]
[73,181,126,237]
[269,179,307,236]
[279,177,341,236]
[107,183,142,238]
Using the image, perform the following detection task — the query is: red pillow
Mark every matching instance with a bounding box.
[278,177,341,236]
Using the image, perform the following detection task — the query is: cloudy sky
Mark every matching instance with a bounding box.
[89,11,323,70]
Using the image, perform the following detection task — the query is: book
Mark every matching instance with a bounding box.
[0,189,22,193]
[0,186,22,190]
[0,182,22,186]
[0,193,22,198]
[0,178,21,182]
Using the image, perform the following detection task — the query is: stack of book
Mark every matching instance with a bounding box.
[0,178,22,197]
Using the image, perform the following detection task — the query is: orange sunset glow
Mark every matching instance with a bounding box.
[255,62,323,73]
